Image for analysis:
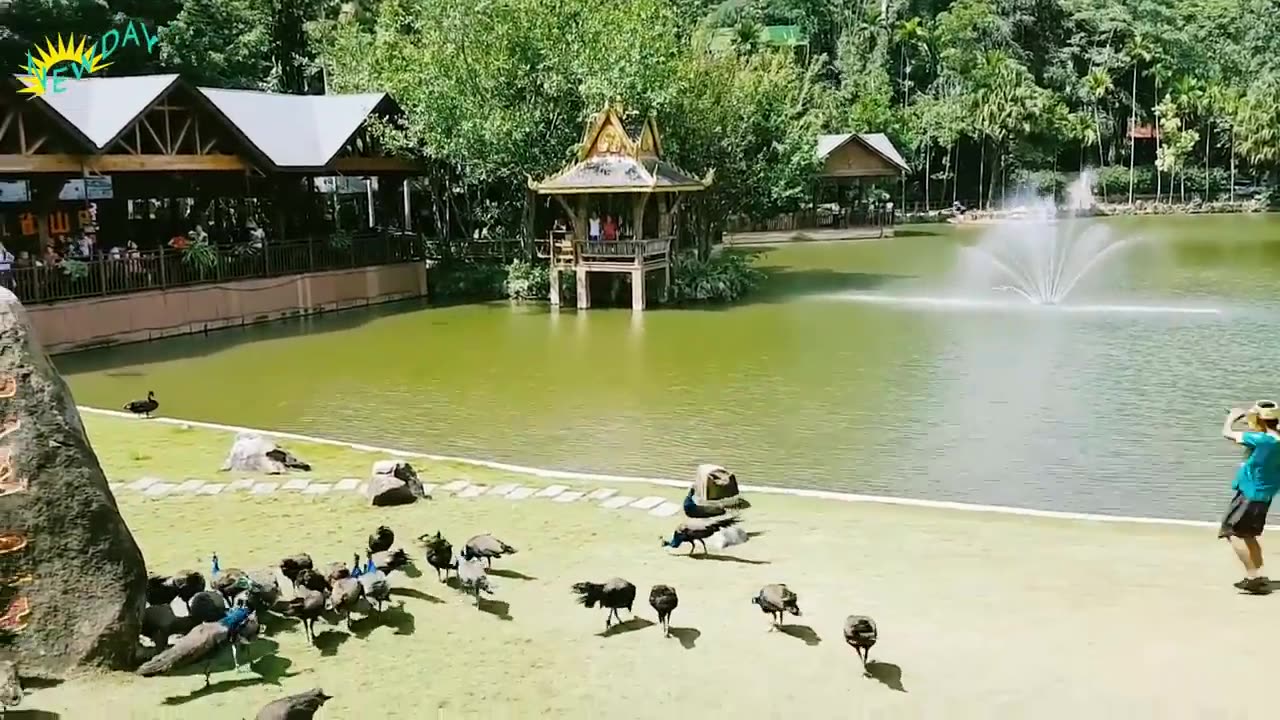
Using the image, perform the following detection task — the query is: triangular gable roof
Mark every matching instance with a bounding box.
[198,88,393,170]
[637,116,662,158]
[578,105,637,161]
[30,74,181,151]
[816,132,910,173]
[0,75,95,151]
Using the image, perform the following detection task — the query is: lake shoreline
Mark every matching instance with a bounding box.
[79,406,1231,530]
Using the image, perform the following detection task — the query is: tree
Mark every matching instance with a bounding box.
[158,0,273,89]
[1125,32,1154,204]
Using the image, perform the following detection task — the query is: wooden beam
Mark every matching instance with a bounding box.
[140,117,166,155]
[17,113,25,154]
[0,109,13,148]
[172,117,191,154]
[200,136,217,154]
[25,134,47,154]
[194,115,201,153]
[0,153,250,173]
[164,106,172,154]
[331,157,421,172]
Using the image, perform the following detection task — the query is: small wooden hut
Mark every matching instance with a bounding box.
[530,106,712,311]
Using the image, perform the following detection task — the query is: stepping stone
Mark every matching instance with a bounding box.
[197,484,226,495]
[601,495,636,509]
[586,488,617,501]
[534,485,569,499]
[174,480,205,494]
[552,490,586,503]
[334,478,361,492]
[457,485,489,499]
[649,501,681,517]
[143,482,176,497]
[129,477,162,492]
[251,482,278,495]
[506,487,537,500]
[489,484,518,496]
[281,478,311,491]
[227,479,257,492]
[303,483,332,495]
[628,496,665,510]
[439,479,470,493]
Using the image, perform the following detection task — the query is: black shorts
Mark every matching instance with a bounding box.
[1219,491,1271,539]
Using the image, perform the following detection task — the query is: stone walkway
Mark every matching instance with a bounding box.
[110,475,686,518]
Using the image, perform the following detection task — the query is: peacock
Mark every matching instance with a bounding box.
[649,585,678,638]
[662,515,741,555]
[419,531,457,582]
[455,553,495,606]
[463,533,517,568]
[142,603,196,650]
[682,487,727,518]
[256,688,333,720]
[136,606,257,684]
[123,391,159,418]
[368,526,395,554]
[572,578,636,630]
[752,584,801,629]
[368,547,411,575]
[357,555,391,613]
[844,615,878,669]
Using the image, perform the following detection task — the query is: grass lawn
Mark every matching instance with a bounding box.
[16,413,1280,719]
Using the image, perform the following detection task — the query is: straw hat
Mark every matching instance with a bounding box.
[1249,400,1278,421]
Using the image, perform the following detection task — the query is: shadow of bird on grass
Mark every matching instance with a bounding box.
[162,656,296,706]
[489,568,537,581]
[390,587,445,603]
[598,618,654,638]
[350,605,416,638]
[668,627,700,649]
[478,598,513,621]
[688,553,769,565]
[865,661,905,692]
[314,631,350,657]
[778,625,821,646]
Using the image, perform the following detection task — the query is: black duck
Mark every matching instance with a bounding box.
[844,615,878,668]
[649,585,678,637]
[572,578,636,630]
[662,515,741,555]
[419,531,457,582]
[124,391,158,418]
[463,533,517,568]
[752,584,801,629]
[368,525,395,554]
[256,687,333,720]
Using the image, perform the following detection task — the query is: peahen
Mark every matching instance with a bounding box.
[293,568,330,594]
[662,515,741,555]
[682,488,727,518]
[188,590,228,624]
[752,584,801,629]
[463,533,517,568]
[136,606,257,684]
[124,391,159,418]
[844,615,878,669]
[358,555,391,613]
[368,547,411,575]
[419,531,457,582]
[572,578,636,630]
[142,603,196,650]
[455,554,495,606]
[330,573,363,630]
[368,526,395,554]
[649,585,678,638]
[284,587,327,645]
[167,570,207,607]
[256,688,333,720]
[279,554,314,589]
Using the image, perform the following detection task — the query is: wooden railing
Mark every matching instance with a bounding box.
[575,238,671,263]
[8,231,424,305]
[725,208,892,234]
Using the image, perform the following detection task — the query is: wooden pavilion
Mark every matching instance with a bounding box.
[0,73,420,272]
[815,132,908,226]
[530,106,711,311]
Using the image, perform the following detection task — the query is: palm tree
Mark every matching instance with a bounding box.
[894,16,927,107]
[1083,68,1113,202]
[1147,62,1173,202]
[1126,34,1154,204]
[1170,76,1204,202]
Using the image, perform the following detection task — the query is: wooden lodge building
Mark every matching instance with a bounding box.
[530,106,712,311]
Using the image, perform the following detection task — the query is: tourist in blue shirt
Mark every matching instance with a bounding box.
[1220,401,1280,594]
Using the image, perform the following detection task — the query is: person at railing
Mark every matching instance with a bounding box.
[603,214,618,242]
[589,212,601,242]
[0,242,13,291]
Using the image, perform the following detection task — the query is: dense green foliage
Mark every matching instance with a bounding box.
[7,0,1280,224]
[669,250,767,303]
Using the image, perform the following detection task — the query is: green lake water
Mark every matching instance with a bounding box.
[58,215,1280,520]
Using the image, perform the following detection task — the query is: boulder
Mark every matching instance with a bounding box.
[220,433,311,474]
[0,288,147,675]
[693,464,750,510]
[364,460,428,507]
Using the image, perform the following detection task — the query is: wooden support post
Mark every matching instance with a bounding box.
[576,267,590,309]
[402,178,412,231]
[549,263,561,306]
[631,268,646,311]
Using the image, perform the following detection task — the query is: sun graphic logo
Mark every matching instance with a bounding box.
[16,34,111,97]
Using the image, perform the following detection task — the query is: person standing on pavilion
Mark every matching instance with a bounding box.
[588,212,601,243]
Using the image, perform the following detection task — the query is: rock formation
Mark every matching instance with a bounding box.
[365,460,428,506]
[0,288,147,675]
[220,433,311,474]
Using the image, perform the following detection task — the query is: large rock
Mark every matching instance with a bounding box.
[364,460,428,506]
[0,288,147,675]
[220,433,311,474]
[693,464,750,510]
